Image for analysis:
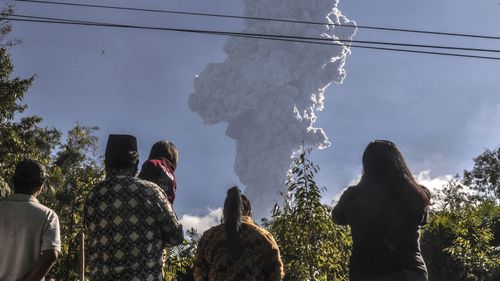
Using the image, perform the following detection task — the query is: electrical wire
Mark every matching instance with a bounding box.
[14,0,500,41]
[9,14,500,54]
[4,14,500,61]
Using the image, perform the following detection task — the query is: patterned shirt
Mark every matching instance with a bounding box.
[83,169,183,281]
[194,216,284,281]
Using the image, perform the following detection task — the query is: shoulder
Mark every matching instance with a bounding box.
[38,204,58,218]
[30,202,60,224]
[332,185,359,225]
[244,222,278,247]
[343,185,359,196]
[245,221,271,236]
[198,225,224,249]
[134,177,157,187]
[201,224,224,239]
[135,178,166,195]
[336,185,359,205]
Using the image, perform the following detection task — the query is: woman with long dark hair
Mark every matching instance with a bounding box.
[194,186,284,281]
[332,140,431,281]
[139,140,178,203]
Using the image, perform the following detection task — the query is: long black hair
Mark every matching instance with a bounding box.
[223,186,244,255]
[360,140,431,218]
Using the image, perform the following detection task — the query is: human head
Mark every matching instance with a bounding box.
[13,159,46,195]
[148,140,178,170]
[361,140,431,208]
[104,134,139,172]
[362,140,413,182]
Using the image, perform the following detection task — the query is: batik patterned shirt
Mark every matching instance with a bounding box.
[83,169,183,281]
[194,216,284,281]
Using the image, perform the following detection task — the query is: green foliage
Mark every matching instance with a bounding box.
[0,13,60,198]
[41,125,104,280]
[463,147,500,202]
[0,115,61,197]
[421,148,500,281]
[265,146,351,281]
[164,228,200,281]
[0,16,104,279]
[422,203,500,281]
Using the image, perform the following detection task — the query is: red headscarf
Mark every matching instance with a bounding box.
[138,158,177,204]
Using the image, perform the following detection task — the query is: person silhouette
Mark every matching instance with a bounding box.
[333,140,431,281]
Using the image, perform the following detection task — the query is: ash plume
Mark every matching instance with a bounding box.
[189,0,356,218]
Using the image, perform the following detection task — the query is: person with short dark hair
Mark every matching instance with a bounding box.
[0,159,61,281]
[139,140,178,204]
[83,134,183,281]
[332,140,431,281]
[194,186,284,281]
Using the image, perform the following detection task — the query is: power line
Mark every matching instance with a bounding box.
[4,15,500,61]
[14,0,500,41]
[10,14,500,54]
[7,13,500,60]
[5,15,500,61]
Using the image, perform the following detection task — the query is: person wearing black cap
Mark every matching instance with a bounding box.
[83,134,184,281]
[0,159,61,281]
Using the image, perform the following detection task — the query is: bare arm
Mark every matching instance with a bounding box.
[22,250,59,281]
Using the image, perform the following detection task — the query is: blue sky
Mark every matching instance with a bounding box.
[7,0,500,224]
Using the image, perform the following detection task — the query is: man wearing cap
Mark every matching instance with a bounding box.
[83,134,184,281]
[0,159,61,281]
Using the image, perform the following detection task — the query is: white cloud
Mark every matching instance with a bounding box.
[179,208,223,234]
[415,170,453,196]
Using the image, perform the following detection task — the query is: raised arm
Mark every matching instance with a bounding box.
[144,181,184,247]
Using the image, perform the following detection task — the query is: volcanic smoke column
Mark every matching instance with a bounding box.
[189,0,356,218]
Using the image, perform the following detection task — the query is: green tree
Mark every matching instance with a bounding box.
[0,8,60,198]
[463,147,500,202]
[41,125,104,280]
[421,147,500,281]
[422,201,499,281]
[265,147,351,281]
[0,13,104,279]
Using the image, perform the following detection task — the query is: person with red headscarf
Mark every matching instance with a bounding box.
[139,140,178,204]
